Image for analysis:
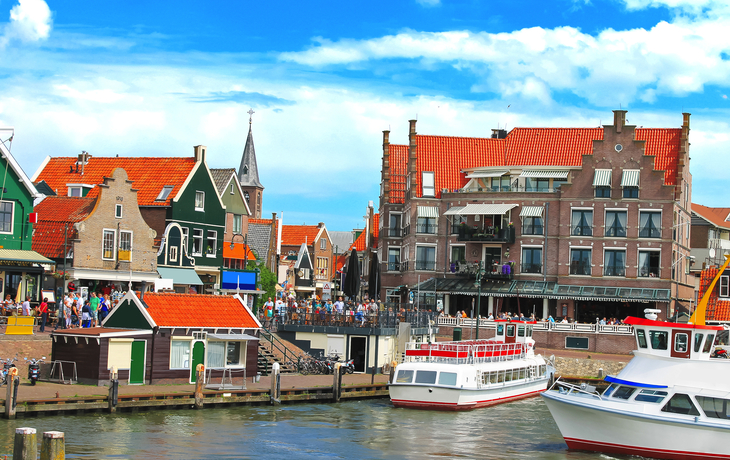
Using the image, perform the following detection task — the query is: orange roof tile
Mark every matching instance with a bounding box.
[506,128,603,166]
[388,144,408,204]
[223,242,257,261]
[281,225,321,247]
[372,213,379,249]
[692,203,730,230]
[32,197,96,258]
[142,292,259,328]
[35,157,196,207]
[636,128,681,186]
[350,229,366,252]
[700,267,730,322]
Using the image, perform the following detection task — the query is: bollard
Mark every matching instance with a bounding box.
[6,370,19,419]
[332,363,342,403]
[108,368,119,413]
[40,431,64,460]
[13,427,37,460]
[194,364,205,409]
[270,362,280,405]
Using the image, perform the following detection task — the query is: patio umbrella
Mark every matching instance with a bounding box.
[367,252,380,301]
[343,249,360,300]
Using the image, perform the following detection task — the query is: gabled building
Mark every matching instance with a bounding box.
[691,203,730,268]
[699,262,730,323]
[379,110,693,321]
[280,223,333,299]
[211,168,253,270]
[248,214,279,272]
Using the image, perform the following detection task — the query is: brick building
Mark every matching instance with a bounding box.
[690,203,730,270]
[378,110,694,322]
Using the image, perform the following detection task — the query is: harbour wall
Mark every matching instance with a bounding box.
[552,357,629,378]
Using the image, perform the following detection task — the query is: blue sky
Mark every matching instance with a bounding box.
[1,0,729,231]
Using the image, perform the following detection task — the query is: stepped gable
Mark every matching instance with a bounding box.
[35,157,196,206]
[142,292,259,329]
[388,144,408,204]
[32,196,96,258]
[635,128,682,186]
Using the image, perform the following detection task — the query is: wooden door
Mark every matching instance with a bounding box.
[190,341,206,383]
[129,341,146,384]
[670,330,690,359]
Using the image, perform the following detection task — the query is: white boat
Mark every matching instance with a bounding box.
[542,255,730,460]
[389,320,554,410]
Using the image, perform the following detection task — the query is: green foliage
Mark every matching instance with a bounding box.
[249,260,276,314]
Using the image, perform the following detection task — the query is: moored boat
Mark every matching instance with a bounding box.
[389,320,554,410]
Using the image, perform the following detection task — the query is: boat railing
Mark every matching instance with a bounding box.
[436,318,634,335]
[549,378,603,400]
[404,340,526,364]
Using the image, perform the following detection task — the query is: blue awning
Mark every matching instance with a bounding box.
[157,267,203,285]
[604,375,667,389]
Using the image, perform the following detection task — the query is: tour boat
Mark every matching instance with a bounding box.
[542,255,730,460]
[389,320,554,410]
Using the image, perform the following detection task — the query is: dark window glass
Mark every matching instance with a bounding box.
[415,370,438,384]
[612,386,637,400]
[570,249,591,275]
[636,329,648,348]
[635,390,668,403]
[523,216,543,235]
[522,248,542,274]
[703,334,715,353]
[639,212,661,238]
[696,396,730,419]
[605,211,627,237]
[595,186,611,198]
[604,250,626,277]
[396,370,414,383]
[674,333,688,353]
[662,393,700,416]
[0,202,12,233]
[649,331,668,350]
[571,210,593,236]
[416,217,436,234]
[623,186,639,198]
[694,333,704,353]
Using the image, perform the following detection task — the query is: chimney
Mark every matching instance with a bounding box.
[318,222,324,228]
[194,145,206,163]
[613,110,627,134]
[77,151,91,175]
[491,129,507,139]
[408,119,417,198]
[675,112,691,200]
[382,130,390,203]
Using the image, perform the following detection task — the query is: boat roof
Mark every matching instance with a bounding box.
[624,316,724,331]
[604,375,668,389]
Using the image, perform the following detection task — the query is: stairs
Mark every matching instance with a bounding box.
[257,342,298,375]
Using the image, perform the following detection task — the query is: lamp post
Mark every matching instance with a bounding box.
[230,233,248,270]
[474,261,484,340]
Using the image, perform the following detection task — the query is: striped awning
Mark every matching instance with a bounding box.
[466,170,509,179]
[453,203,518,216]
[443,206,465,216]
[519,170,570,179]
[593,169,612,187]
[621,169,640,187]
[417,206,439,218]
[520,206,544,217]
[0,249,54,264]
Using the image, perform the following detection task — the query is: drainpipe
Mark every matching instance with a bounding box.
[544,202,548,283]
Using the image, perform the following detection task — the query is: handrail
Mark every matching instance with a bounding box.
[258,328,299,367]
[436,317,634,334]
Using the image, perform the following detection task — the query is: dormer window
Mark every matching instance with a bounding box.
[156,186,174,201]
[721,275,729,298]
[243,166,248,175]
[230,183,234,195]
[422,171,435,197]
[69,187,82,197]
[67,184,93,197]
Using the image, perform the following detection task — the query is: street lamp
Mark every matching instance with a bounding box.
[474,261,485,340]
[230,233,248,269]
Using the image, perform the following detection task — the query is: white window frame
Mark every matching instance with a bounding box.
[182,227,189,251]
[320,238,327,250]
[450,244,466,263]
[603,247,627,277]
[387,246,402,271]
[639,209,662,239]
[192,229,203,257]
[68,187,82,197]
[195,191,205,211]
[119,230,133,261]
[115,204,123,219]
[638,249,661,278]
[169,338,192,370]
[232,214,242,234]
[230,183,234,195]
[422,171,435,197]
[169,246,178,263]
[206,230,217,258]
[102,228,116,260]
[569,246,592,276]
[156,185,174,201]
[0,200,14,234]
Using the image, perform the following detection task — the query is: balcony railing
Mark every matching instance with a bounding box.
[604,266,626,277]
[456,226,515,243]
[571,225,592,236]
[414,260,436,271]
[388,228,403,237]
[605,226,626,238]
[449,261,513,280]
[446,186,562,194]
[521,263,542,274]
[570,262,591,276]
[639,227,661,238]
[416,223,438,234]
[387,261,402,272]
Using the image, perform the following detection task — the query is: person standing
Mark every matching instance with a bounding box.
[64,294,73,329]
[37,298,49,332]
[21,296,31,316]
[90,292,99,327]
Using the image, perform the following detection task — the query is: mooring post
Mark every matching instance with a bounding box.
[40,431,64,460]
[13,427,37,460]
[6,369,19,419]
[332,363,342,403]
[270,362,280,405]
[194,364,205,409]
[108,367,119,413]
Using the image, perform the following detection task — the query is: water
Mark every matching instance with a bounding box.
[0,398,640,459]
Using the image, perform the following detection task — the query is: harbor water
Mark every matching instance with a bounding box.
[0,398,644,459]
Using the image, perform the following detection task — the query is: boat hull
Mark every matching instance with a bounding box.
[542,391,730,460]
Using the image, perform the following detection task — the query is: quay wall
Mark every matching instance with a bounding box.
[553,357,629,378]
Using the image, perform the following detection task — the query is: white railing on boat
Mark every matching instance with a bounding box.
[404,340,526,364]
[436,318,633,335]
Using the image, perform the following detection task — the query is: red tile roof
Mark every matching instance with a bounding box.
[281,225,321,247]
[32,197,97,258]
[506,128,602,166]
[35,157,196,206]
[692,203,730,230]
[372,213,379,249]
[636,128,682,186]
[388,144,408,204]
[350,228,366,252]
[701,267,730,322]
[349,214,379,252]
[142,292,260,328]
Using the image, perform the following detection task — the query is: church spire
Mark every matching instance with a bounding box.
[238,108,264,190]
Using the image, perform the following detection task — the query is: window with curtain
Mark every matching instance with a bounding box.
[522,216,543,235]
[604,250,626,277]
[226,342,241,366]
[192,229,203,256]
[570,249,591,275]
[388,247,401,271]
[417,217,436,234]
[571,210,593,236]
[416,246,436,270]
[207,342,225,368]
[170,340,191,369]
[640,212,661,238]
[206,230,217,256]
[638,251,660,277]
[605,211,627,237]
[232,214,242,233]
[522,248,542,273]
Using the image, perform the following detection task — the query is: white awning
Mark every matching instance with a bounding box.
[453,203,518,216]
[519,170,570,179]
[465,170,509,179]
[208,334,258,341]
[621,169,640,187]
[520,206,544,217]
[593,169,612,187]
[417,206,439,218]
[443,206,465,216]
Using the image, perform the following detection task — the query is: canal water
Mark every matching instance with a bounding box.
[0,398,641,459]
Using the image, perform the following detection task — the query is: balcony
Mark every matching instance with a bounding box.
[604,266,626,277]
[414,260,436,271]
[387,228,403,238]
[455,225,515,243]
[387,261,402,272]
[571,225,592,237]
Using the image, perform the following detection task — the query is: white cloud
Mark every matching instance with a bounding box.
[416,0,441,7]
[1,0,52,46]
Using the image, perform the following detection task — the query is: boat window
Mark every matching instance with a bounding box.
[415,370,438,384]
[396,370,414,384]
[539,364,546,376]
[661,393,700,416]
[519,368,526,379]
[696,396,730,419]
[489,372,498,384]
[497,370,505,383]
[634,389,668,403]
[694,333,704,353]
[504,369,513,382]
[674,333,688,353]
[507,325,515,337]
[703,334,715,353]
[649,330,668,350]
[438,372,458,386]
[497,324,504,336]
[603,384,617,397]
[518,326,525,337]
[612,386,637,400]
[527,325,533,337]
[636,329,648,348]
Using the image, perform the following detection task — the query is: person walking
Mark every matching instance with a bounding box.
[37,297,49,332]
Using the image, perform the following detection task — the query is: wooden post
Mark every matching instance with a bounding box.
[13,427,37,460]
[6,369,19,419]
[194,364,205,409]
[108,368,118,413]
[332,363,342,403]
[40,431,64,460]
[270,362,280,405]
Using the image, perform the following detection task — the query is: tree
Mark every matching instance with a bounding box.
[250,260,277,313]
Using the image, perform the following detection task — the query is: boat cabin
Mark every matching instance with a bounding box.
[624,317,724,361]
[493,320,536,345]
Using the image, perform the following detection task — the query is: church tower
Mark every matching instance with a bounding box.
[238,108,264,218]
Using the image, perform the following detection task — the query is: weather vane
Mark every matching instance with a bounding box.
[247,108,255,125]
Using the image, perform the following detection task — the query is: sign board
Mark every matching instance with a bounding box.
[322,283,331,301]
[41,290,56,304]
